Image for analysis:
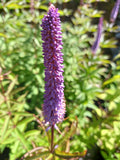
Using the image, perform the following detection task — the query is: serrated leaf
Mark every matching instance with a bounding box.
[55,150,87,159]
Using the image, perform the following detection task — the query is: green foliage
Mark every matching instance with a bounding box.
[0,0,120,160]
[62,2,112,126]
[0,72,51,159]
[0,6,44,109]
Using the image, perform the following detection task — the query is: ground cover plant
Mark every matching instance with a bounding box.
[0,0,120,160]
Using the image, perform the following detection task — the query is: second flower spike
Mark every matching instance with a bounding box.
[91,17,103,55]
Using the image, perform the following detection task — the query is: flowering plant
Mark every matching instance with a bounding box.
[20,4,87,160]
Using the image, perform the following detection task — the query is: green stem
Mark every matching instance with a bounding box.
[51,125,54,153]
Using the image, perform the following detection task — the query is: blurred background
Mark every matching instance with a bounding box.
[0,0,120,159]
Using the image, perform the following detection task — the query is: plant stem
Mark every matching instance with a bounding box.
[51,125,54,153]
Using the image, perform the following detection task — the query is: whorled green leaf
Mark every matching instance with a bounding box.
[1,137,16,145]
[12,112,32,116]
[55,150,87,159]
[12,140,21,155]
[0,93,5,105]
[12,98,26,124]
[1,116,10,141]
[15,128,31,151]
[17,116,35,127]
[0,127,13,143]
[24,130,40,138]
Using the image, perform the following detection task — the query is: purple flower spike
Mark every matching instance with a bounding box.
[110,0,120,23]
[91,17,103,55]
[41,4,65,125]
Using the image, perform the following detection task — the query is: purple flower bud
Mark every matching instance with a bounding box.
[41,4,65,125]
[91,17,103,55]
[110,0,120,23]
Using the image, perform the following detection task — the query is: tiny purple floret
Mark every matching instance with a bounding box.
[110,0,120,23]
[91,17,103,55]
[41,4,65,125]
